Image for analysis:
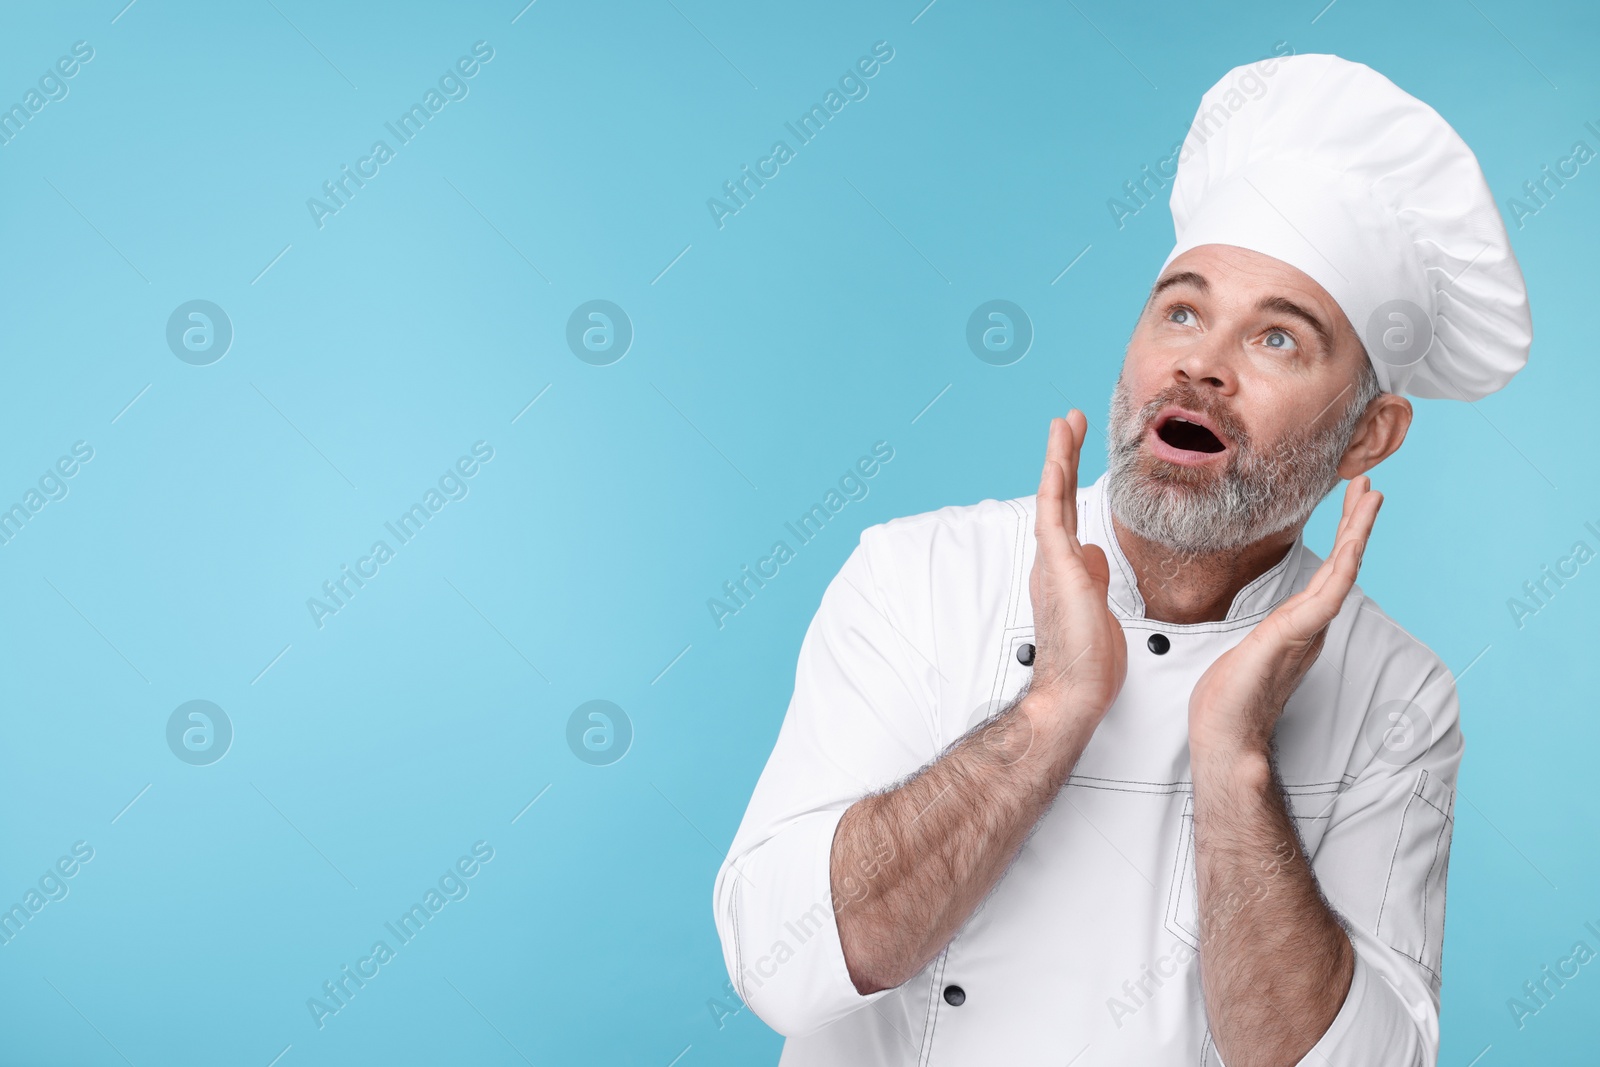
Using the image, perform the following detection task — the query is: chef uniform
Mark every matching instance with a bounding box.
[713,53,1532,1066]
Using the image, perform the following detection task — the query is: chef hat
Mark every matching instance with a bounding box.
[1159,52,1532,401]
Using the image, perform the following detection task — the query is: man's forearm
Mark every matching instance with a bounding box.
[830,688,1098,995]
[1191,747,1355,1067]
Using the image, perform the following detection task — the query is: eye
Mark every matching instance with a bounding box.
[1263,327,1298,352]
[1166,305,1197,326]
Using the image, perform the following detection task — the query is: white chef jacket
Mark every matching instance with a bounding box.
[713,471,1461,1065]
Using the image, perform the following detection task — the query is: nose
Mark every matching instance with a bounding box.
[1169,332,1236,394]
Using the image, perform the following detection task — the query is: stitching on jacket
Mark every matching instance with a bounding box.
[983,632,1010,712]
[1002,498,1026,629]
[1377,769,1427,935]
[1393,943,1442,984]
[1115,613,1280,634]
[1069,772,1345,791]
[983,628,1038,722]
[981,500,1029,719]
[1164,797,1188,939]
[924,950,948,1065]
[1070,781,1196,796]
[1415,791,1453,821]
[731,866,746,1004]
[1058,776,1344,800]
[868,998,922,1060]
[1224,537,1308,617]
[981,501,1031,718]
[1097,483,1145,616]
[917,947,949,1065]
[1419,784,1451,976]
[1165,795,1200,950]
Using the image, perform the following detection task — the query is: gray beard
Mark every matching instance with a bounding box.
[1103,376,1362,555]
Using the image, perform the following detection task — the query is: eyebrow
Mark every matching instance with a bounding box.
[1149,270,1208,301]
[1145,270,1334,355]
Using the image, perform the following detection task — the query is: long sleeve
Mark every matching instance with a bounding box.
[1281,655,1463,1066]
[711,524,944,1037]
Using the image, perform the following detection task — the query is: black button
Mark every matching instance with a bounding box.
[1147,633,1170,655]
[1016,642,1035,666]
[943,984,966,1006]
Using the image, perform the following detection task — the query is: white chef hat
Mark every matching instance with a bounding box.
[1159,52,1532,401]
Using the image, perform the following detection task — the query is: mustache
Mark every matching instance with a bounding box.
[1114,386,1251,452]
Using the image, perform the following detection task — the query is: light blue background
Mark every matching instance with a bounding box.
[0,1,1594,1064]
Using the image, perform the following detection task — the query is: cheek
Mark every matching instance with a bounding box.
[1121,358,1181,412]
[1236,384,1308,445]
[1119,338,1169,387]
[1124,322,1207,377]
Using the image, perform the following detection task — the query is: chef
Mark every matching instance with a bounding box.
[713,53,1531,1065]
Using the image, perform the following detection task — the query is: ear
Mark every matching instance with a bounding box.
[1337,392,1412,479]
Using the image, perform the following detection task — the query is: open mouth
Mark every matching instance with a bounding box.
[1154,414,1226,454]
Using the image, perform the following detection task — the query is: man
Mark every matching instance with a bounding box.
[713,53,1531,1065]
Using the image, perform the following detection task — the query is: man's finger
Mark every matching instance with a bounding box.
[1272,480,1381,644]
[1324,483,1379,588]
[1035,421,1076,561]
[1063,409,1086,542]
[1318,478,1366,578]
[1306,489,1382,616]
[1336,490,1382,582]
[1305,477,1372,602]
[1340,475,1365,525]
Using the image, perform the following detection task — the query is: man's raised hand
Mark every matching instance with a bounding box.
[1187,475,1383,759]
[1027,411,1128,729]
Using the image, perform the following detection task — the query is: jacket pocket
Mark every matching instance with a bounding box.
[1164,794,1200,951]
[1375,768,1454,981]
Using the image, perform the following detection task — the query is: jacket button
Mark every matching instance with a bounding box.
[943,984,966,1006]
[1147,633,1170,655]
[1016,642,1035,666]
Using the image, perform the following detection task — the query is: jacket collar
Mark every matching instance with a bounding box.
[1080,471,1309,625]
